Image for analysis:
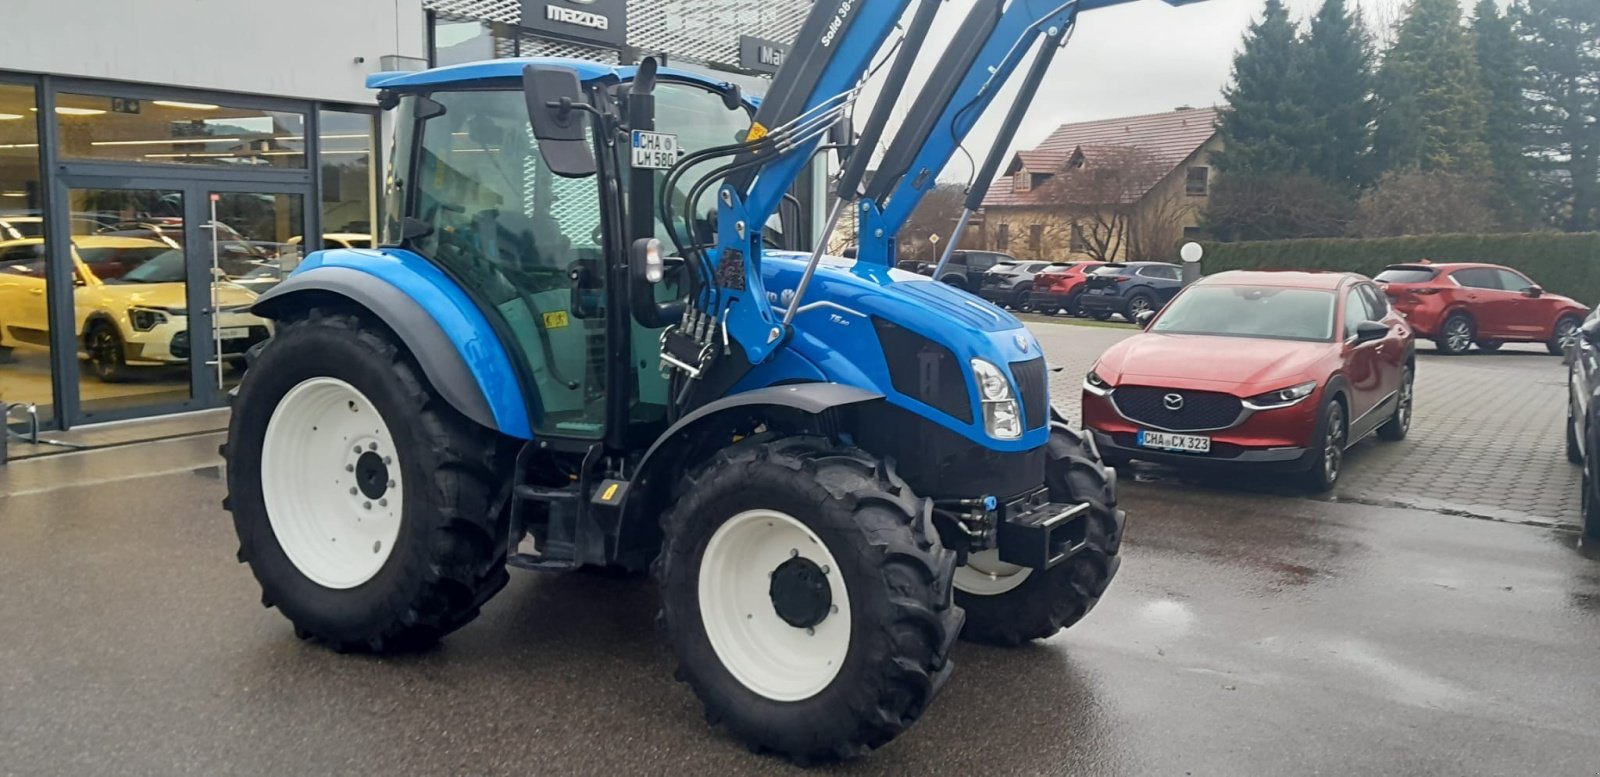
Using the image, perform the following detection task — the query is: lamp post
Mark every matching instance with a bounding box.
[1180,241,1203,286]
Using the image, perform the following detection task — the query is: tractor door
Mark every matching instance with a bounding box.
[401,89,609,439]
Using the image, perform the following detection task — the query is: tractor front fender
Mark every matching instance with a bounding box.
[251,250,532,439]
[614,383,883,568]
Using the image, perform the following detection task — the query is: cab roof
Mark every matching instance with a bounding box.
[1199,269,1356,290]
[366,57,746,98]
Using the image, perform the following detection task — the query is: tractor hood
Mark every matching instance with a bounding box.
[758,252,1047,453]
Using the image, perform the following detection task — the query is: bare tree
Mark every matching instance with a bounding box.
[1021,146,1174,262]
[1354,170,1500,236]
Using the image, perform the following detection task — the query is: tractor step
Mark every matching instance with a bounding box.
[514,484,580,502]
[506,553,579,573]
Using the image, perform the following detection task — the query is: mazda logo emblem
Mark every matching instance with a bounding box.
[1163,393,1184,411]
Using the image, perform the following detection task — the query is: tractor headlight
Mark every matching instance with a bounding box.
[1242,380,1317,410]
[971,359,1021,440]
[128,307,168,332]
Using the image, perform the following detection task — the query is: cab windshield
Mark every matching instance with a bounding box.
[1151,285,1337,342]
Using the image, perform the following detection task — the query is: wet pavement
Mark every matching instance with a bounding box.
[3,440,1600,775]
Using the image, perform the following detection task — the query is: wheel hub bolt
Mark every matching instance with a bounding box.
[348,487,357,495]
[353,446,361,454]
[383,456,392,465]
[379,498,387,507]
[363,501,371,510]
[346,464,354,472]
[368,442,377,451]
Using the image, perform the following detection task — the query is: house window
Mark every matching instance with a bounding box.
[1013,171,1031,192]
[1070,222,1086,253]
[1183,226,1201,240]
[1029,224,1043,254]
[996,224,1009,250]
[1186,166,1209,196]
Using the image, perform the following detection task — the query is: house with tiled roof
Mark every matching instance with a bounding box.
[980,106,1221,262]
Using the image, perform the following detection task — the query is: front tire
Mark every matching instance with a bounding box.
[1302,396,1347,492]
[1568,396,1583,465]
[85,321,129,382]
[1550,316,1582,356]
[954,426,1123,646]
[656,436,961,762]
[225,309,508,653]
[1435,313,1474,355]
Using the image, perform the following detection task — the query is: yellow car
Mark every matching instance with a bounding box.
[0,236,273,381]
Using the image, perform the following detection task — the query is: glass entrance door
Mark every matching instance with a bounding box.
[52,178,309,424]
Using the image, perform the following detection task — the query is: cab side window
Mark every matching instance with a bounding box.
[1452,268,1502,290]
[1344,287,1375,339]
[1359,283,1389,317]
[1494,269,1534,293]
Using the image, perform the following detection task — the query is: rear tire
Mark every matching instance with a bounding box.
[954,426,1123,646]
[224,309,508,653]
[1090,310,1113,321]
[1550,316,1582,356]
[1435,313,1474,355]
[1568,398,1584,465]
[1377,364,1413,442]
[1124,292,1155,321]
[655,436,961,762]
[1065,291,1084,317]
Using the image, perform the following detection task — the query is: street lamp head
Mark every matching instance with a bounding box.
[1180,242,1203,263]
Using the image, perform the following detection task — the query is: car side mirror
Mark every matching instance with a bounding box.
[522,64,596,178]
[1524,285,1544,298]
[1135,309,1156,329]
[1582,318,1600,347]
[1354,320,1387,345]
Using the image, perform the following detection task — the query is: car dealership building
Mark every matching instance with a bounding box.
[0,0,803,434]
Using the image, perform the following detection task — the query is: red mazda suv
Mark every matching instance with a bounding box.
[1082,271,1414,491]
[1029,261,1105,316]
[1374,262,1588,356]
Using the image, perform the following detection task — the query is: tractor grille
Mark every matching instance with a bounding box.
[874,317,972,424]
[1112,387,1243,432]
[1009,358,1047,429]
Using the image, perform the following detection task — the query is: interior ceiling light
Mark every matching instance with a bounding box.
[152,100,220,110]
[31,106,107,116]
[0,113,24,121]
[91,137,241,146]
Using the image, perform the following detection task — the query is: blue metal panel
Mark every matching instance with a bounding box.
[366,57,741,96]
[748,252,1048,452]
[290,248,534,439]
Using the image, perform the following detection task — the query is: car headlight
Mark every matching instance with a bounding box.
[1083,369,1112,396]
[128,307,168,332]
[1243,380,1317,410]
[970,359,1022,440]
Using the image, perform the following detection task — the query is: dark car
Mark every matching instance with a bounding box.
[1083,270,1415,491]
[905,250,1015,292]
[1075,262,1184,321]
[1030,261,1106,316]
[1563,308,1600,551]
[1375,262,1589,356]
[977,260,1071,310]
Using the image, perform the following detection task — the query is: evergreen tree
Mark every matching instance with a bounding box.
[1212,0,1308,175]
[1372,0,1490,174]
[1517,0,1600,232]
[1472,0,1537,228]
[1297,0,1376,191]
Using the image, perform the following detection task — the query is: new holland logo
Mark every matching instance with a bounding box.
[547,3,608,30]
[1163,393,1185,411]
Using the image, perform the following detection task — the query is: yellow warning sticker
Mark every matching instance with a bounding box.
[746,122,769,143]
[601,483,619,502]
[543,311,569,329]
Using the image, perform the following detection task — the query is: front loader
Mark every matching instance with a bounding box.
[223,0,1205,761]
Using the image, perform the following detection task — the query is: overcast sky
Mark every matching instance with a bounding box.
[862,0,1500,184]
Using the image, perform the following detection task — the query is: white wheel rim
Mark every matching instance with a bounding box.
[697,509,850,702]
[261,377,403,589]
[953,549,1032,596]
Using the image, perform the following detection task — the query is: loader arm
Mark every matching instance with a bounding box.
[683,0,1206,369]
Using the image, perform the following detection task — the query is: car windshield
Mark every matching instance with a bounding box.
[108,249,187,284]
[1,219,43,239]
[1375,267,1438,284]
[1150,285,1337,342]
[76,246,174,277]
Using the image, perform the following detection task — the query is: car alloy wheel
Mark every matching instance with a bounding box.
[1557,319,1580,350]
[1396,375,1413,431]
[1323,402,1346,484]
[1128,296,1151,316]
[1444,318,1472,353]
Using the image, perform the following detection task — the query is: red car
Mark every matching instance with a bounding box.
[1028,261,1105,316]
[1374,262,1587,356]
[1082,270,1414,491]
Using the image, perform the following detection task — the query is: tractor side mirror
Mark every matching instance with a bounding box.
[828,116,856,167]
[1135,309,1156,329]
[1524,285,1544,298]
[629,238,686,328]
[521,65,597,178]
[567,257,605,319]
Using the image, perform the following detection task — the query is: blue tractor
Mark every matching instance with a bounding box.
[224,0,1203,760]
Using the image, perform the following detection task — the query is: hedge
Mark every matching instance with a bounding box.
[1197,233,1600,305]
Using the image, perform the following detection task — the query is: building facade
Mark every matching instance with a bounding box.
[981,107,1221,263]
[0,0,806,434]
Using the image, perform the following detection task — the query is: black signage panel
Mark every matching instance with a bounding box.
[522,0,628,48]
[738,35,789,74]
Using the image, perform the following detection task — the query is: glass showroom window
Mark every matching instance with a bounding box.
[0,81,55,425]
[316,109,377,250]
[54,92,306,168]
